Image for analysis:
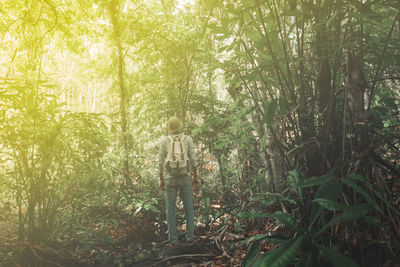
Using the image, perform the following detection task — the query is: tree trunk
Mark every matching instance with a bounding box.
[216,153,228,199]
[314,0,336,175]
[109,0,130,185]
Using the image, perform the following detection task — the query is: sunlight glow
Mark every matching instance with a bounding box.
[176,0,195,10]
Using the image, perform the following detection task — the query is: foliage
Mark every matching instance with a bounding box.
[200,0,400,185]
[240,170,398,267]
[0,0,399,265]
[0,80,108,241]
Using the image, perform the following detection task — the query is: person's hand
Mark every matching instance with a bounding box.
[192,167,198,192]
[160,179,165,190]
[192,178,198,192]
[160,173,165,190]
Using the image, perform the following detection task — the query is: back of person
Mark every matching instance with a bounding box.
[160,133,195,178]
[158,116,198,246]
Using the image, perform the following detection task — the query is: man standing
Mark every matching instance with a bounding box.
[159,116,198,247]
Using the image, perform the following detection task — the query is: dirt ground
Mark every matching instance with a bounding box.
[0,208,18,266]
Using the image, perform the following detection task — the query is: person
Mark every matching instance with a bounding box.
[159,116,198,248]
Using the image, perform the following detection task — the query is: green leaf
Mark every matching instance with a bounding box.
[281,9,302,17]
[295,251,313,267]
[243,11,252,24]
[342,178,383,215]
[315,203,373,237]
[243,242,261,267]
[147,204,158,212]
[310,179,341,230]
[241,235,289,247]
[238,212,268,220]
[363,216,380,225]
[316,244,360,267]
[98,251,112,262]
[348,174,400,216]
[288,170,302,201]
[297,175,335,188]
[278,96,288,116]
[342,203,374,221]
[257,236,303,267]
[239,211,301,233]
[312,198,348,211]
[244,28,263,42]
[270,211,302,233]
[260,199,277,207]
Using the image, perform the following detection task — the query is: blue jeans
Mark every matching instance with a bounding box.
[165,174,194,243]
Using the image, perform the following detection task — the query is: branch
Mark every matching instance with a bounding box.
[152,254,214,266]
[39,0,58,45]
[254,0,290,94]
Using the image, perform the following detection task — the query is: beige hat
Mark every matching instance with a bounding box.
[166,116,183,134]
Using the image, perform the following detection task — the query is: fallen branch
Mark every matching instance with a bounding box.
[214,224,233,261]
[215,237,232,261]
[152,254,214,266]
[217,224,229,240]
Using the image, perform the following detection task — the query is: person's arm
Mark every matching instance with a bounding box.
[159,137,167,190]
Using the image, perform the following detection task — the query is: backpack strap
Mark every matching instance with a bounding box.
[180,135,186,160]
[172,136,177,161]
[179,140,184,160]
[169,135,186,162]
[167,136,176,161]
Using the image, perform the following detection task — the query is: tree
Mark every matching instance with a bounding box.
[200,0,400,191]
[108,0,130,186]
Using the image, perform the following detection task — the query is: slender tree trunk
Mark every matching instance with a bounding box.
[109,0,130,185]
[269,138,283,192]
[216,153,229,200]
[295,11,317,177]
[314,0,336,175]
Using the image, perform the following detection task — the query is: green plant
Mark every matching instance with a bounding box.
[0,80,109,242]
[240,170,388,267]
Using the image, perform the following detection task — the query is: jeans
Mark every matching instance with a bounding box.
[165,174,194,243]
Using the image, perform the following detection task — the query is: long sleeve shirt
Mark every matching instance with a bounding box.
[158,133,197,178]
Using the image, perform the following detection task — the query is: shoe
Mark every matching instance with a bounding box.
[166,242,179,249]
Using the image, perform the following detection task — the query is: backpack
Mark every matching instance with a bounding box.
[165,134,189,176]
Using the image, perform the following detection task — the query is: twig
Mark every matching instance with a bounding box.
[152,254,213,266]
[215,237,232,261]
[214,236,222,252]
[208,212,228,232]
[280,201,288,214]
[214,224,233,260]
[217,224,229,240]
[214,224,229,250]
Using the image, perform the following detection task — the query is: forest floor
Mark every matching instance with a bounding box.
[0,201,277,266]
[0,207,18,265]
